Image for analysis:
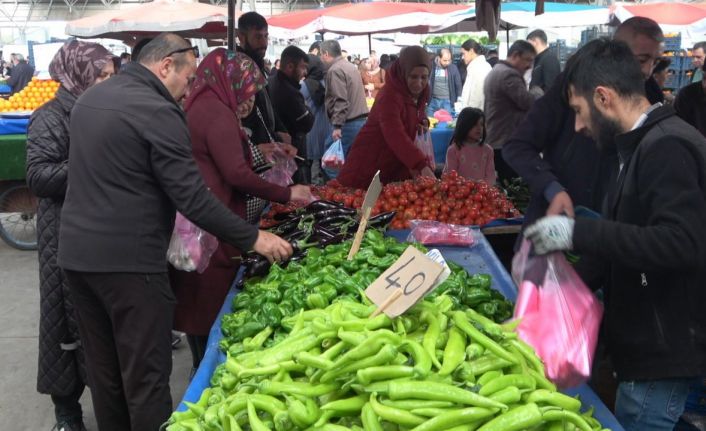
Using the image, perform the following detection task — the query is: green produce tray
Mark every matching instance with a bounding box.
[0,134,27,181]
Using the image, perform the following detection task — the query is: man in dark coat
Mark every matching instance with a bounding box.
[268,46,315,183]
[427,48,463,116]
[7,53,35,94]
[236,12,296,158]
[525,38,706,431]
[58,33,292,431]
[675,63,706,138]
[503,17,666,226]
[526,29,561,93]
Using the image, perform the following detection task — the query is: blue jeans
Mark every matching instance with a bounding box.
[615,378,695,431]
[323,117,366,179]
[426,97,453,117]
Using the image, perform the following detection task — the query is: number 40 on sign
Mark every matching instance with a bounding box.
[365,246,445,318]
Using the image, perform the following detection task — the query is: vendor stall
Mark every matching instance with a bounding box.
[174,227,623,431]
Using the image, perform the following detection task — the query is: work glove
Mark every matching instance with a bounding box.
[524,215,575,255]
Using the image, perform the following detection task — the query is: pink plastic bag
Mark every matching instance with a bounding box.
[415,130,435,170]
[406,220,475,247]
[167,213,219,273]
[263,148,297,187]
[511,239,603,389]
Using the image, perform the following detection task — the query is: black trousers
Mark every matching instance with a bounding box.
[64,271,175,431]
[494,148,518,185]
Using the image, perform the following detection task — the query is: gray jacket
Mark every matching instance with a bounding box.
[325,56,368,128]
[483,61,536,149]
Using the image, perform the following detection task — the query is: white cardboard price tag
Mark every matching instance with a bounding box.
[365,246,444,318]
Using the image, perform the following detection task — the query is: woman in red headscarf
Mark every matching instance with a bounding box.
[337,46,436,189]
[171,48,312,371]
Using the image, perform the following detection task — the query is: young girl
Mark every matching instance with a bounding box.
[444,107,496,184]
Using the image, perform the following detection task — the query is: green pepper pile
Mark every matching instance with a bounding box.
[167,296,610,431]
[220,230,512,350]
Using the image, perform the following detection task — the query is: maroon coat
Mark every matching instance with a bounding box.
[337,62,429,189]
[171,90,290,335]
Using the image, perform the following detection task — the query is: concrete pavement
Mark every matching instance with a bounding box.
[0,240,192,430]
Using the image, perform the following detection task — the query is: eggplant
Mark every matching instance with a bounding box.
[306,200,346,212]
[369,211,397,229]
[312,207,357,220]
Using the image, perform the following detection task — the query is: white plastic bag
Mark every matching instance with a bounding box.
[415,130,435,170]
[321,139,345,171]
[167,213,218,273]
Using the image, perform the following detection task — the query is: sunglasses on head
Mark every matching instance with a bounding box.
[164,46,200,59]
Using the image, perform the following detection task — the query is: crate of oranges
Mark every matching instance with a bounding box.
[0,77,60,113]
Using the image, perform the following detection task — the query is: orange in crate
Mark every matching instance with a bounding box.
[0,78,60,112]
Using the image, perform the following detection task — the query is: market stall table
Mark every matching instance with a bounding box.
[176,228,624,431]
[0,117,30,135]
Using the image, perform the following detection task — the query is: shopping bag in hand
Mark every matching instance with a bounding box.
[511,239,603,389]
[415,130,435,170]
[322,139,345,171]
[167,213,218,273]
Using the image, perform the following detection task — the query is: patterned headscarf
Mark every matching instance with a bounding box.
[48,40,113,97]
[184,48,266,115]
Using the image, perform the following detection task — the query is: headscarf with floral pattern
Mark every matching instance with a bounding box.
[184,48,265,114]
[48,40,113,97]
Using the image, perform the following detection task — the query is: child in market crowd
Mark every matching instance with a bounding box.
[444,107,496,184]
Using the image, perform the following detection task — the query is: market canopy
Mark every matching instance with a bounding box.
[65,0,287,43]
[266,2,476,39]
[611,2,706,40]
[438,1,609,33]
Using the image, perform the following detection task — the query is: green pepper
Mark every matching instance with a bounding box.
[542,408,593,431]
[526,390,581,412]
[367,254,397,268]
[321,344,398,383]
[357,366,416,385]
[488,386,522,405]
[463,288,493,307]
[452,312,517,365]
[232,293,252,310]
[468,274,492,290]
[478,373,536,396]
[477,302,499,318]
[307,293,329,309]
[361,403,383,431]
[387,381,507,411]
[476,402,543,431]
[408,407,497,431]
[477,370,503,387]
[398,339,432,377]
[439,327,466,377]
[369,393,426,427]
[258,380,338,397]
[421,311,443,370]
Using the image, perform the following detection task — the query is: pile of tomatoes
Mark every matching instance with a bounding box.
[316,171,520,230]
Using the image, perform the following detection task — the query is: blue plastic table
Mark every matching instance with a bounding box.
[430,124,454,165]
[177,229,624,431]
[0,84,10,94]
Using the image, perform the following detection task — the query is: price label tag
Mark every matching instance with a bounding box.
[426,248,451,288]
[365,246,444,318]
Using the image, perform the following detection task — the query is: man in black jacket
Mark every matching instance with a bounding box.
[7,53,35,94]
[269,46,315,183]
[58,33,292,431]
[237,12,296,160]
[525,39,706,431]
[526,29,560,93]
[503,17,665,225]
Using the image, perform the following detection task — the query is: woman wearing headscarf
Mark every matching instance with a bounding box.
[336,46,435,188]
[26,40,114,431]
[360,57,386,99]
[171,48,312,372]
[300,54,332,184]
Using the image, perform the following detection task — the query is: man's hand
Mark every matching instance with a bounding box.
[332,128,343,141]
[524,215,575,255]
[289,185,315,203]
[252,230,293,263]
[547,191,575,217]
[277,132,292,145]
[278,142,298,158]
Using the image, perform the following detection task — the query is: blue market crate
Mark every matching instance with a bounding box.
[664,35,682,51]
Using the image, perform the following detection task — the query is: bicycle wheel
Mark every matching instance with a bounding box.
[0,183,38,250]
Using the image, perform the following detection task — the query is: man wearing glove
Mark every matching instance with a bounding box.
[525,39,706,431]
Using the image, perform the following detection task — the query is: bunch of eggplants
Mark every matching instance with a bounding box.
[241,200,396,278]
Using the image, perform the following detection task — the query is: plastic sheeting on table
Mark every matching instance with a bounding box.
[0,117,29,135]
[177,229,624,431]
[0,84,11,94]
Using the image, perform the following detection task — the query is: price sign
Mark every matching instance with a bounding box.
[365,246,444,317]
[347,171,382,260]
